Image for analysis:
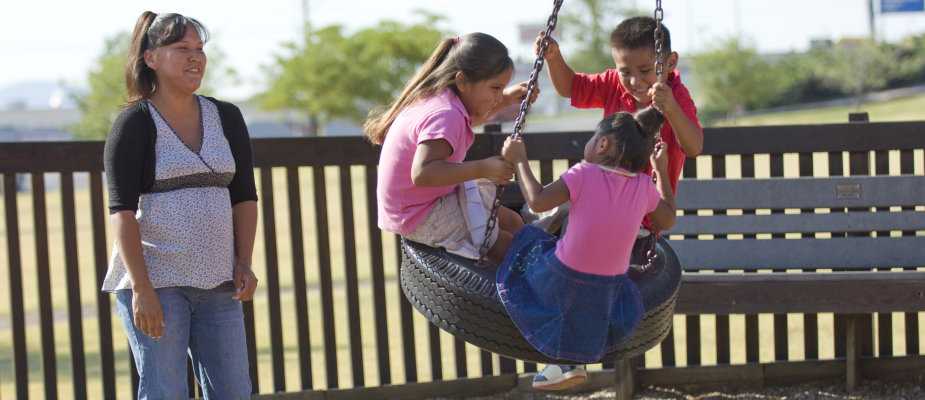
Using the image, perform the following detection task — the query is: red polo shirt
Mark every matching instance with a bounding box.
[570,69,700,195]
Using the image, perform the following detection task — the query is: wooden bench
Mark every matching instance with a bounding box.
[643,174,925,394]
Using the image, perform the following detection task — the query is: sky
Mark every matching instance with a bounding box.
[2,0,925,100]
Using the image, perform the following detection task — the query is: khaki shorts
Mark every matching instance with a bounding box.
[405,180,499,260]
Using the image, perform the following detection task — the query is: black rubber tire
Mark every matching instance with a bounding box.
[400,236,682,364]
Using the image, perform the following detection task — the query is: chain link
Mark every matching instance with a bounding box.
[478,0,565,265]
[654,0,666,79]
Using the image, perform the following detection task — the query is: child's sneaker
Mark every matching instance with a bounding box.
[532,364,587,391]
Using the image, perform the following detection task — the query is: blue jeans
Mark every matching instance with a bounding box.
[116,282,251,399]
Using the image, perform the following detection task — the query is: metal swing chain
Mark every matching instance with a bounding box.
[478,0,565,264]
[642,0,667,271]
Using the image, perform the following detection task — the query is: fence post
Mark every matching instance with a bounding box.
[613,357,635,400]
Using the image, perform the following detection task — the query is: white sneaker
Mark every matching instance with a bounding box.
[532,364,587,391]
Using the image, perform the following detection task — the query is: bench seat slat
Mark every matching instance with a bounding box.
[676,176,925,210]
[671,211,925,235]
[671,236,925,270]
[676,271,925,314]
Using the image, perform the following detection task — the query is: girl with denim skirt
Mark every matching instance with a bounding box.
[498,108,677,390]
[365,33,537,265]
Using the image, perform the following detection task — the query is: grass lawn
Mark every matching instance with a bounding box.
[716,93,925,126]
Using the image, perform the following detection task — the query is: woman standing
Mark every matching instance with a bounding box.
[102,11,258,399]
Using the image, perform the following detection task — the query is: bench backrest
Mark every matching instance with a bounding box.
[671,175,925,271]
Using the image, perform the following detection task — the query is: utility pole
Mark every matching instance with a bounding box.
[868,0,877,41]
[302,0,312,40]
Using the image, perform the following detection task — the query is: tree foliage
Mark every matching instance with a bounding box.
[558,0,644,73]
[691,37,787,119]
[260,13,446,135]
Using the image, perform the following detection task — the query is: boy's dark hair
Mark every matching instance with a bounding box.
[609,16,671,54]
[596,107,663,172]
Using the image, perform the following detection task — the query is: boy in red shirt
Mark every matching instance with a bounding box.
[529,16,703,391]
[540,16,702,202]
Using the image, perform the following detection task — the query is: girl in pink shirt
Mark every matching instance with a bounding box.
[365,33,533,264]
[497,107,676,367]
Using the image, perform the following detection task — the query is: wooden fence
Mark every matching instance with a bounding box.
[0,119,923,398]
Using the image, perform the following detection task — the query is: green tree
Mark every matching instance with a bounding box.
[692,37,786,121]
[814,40,899,106]
[72,33,237,140]
[558,0,643,73]
[260,14,445,136]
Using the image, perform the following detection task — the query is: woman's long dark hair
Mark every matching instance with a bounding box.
[125,11,210,103]
[595,107,664,172]
[363,32,513,145]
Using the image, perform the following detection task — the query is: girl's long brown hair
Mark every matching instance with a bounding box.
[363,32,513,145]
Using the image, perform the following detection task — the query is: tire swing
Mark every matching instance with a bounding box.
[400,0,682,364]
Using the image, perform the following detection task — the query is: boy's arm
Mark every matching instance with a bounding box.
[651,83,704,157]
[536,33,575,98]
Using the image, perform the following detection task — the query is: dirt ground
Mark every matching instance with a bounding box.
[434,375,925,400]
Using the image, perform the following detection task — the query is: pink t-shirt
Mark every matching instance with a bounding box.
[377,89,474,235]
[554,162,661,276]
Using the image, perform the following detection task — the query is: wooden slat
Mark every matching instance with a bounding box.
[737,154,760,365]
[676,272,925,314]
[874,150,894,358]
[676,175,925,210]
[61,172,87,399]
[539,160,553,185]
[259,167,286,391]
[686,315,701,366]
[286,167,313,389]
[711,154,731,366]
[769,153,788,364]
[698,121,925,155]
[498,356,516,374]
[848,149,876,360]
[480,350,493,376]
[339,166,365,387]
[31,173,59,395]
[671,236,925,270]
[397,239,418,383]
[899,149,920,356]
[798,152,819,361]
[3,174,29,397]
[428,325,442,381]
[364,166,391,385]
[661,325,676,367]
[671,210,925,235]
[716,313,730,365]
[454,338,468,378]
[313,167,340,388]
[682,157,701,369]
[89,173,116,398]
[244,301,259,393]
[2,121,925,170]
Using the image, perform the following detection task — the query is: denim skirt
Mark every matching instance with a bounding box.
[496,225,644,363]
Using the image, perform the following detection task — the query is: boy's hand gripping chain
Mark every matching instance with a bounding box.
[478,0,565,265]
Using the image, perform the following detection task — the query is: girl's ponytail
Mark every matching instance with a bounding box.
[126,11,159,103]
[634,107,665,139]
[363,37,456,145]
[363,33,512,145]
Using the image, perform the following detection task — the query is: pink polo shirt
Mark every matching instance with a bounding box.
[377,89,474,235]
[554,162,661,276]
